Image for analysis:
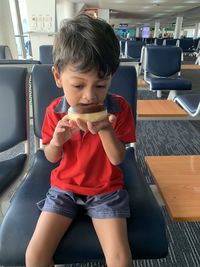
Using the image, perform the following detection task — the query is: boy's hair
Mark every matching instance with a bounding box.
[53,14,120,77]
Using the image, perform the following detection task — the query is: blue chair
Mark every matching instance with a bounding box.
[109,65,137,123]
[155,38,164,46]
[163,39,178,46]
[125,40,145,61]
[0,45,12,59]
[143,46,192,99]
[120,39,126,57]
[174,94,200,117]
[179,38,195,55]
[39,45,53,64]
[0,67,28,194]
[0,64,168,266]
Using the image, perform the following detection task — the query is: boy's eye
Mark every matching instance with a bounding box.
[72,85,83,89]
[96,85,106,89]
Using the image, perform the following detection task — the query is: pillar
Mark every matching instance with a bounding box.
[174,16,183,39]
[153,21,160,38]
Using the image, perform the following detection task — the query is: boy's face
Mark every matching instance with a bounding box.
[52,65,112,107]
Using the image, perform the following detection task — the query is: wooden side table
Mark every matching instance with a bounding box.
[145,155,200,222]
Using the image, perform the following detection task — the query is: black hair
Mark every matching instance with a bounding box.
[53,14,120,77]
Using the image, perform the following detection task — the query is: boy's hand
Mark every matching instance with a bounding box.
[75,114,116,134]
[50,118,79,147]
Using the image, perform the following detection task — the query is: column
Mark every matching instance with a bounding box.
[135,27,140,38]
[0,0,18,58]
[194,23,200,39]
[97,9,110,23]
[174,16,183,39]
[153,21,160,38]
[56,0,75,29]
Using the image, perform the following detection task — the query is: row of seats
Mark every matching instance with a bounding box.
[1,44,199,117]
[120,38,200,64]
[0,65,168,265]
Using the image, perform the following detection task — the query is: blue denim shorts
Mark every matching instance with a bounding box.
[37,186,130,219]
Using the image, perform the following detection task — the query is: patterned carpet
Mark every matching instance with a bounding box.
[132,119,200,267]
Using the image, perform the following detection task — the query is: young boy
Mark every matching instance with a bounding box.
[26,14,136,267]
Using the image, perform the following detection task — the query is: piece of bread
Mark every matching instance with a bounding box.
[67,103,107,122]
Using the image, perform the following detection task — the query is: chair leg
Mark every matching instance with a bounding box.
[167,90,177,100]
[157,91,162,98]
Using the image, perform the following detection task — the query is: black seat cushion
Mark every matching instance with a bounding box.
[0,148,168,265]
[0,154,27,193]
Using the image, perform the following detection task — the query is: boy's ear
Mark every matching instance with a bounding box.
[52,67,62,88]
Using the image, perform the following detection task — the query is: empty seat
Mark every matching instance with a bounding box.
[0,45,12,59]
[174,93,200,117]
[143,45,192,99]
[125,40,145,61]
[39,45,53,64]
[0,67,28,194]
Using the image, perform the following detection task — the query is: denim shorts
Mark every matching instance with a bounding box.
[37,186,130,219]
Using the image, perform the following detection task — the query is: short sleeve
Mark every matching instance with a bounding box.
[113,97,136,144]
[41,98,64,145]
[42,107,57,144]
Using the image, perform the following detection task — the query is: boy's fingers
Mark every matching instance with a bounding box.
[76,119,88,131]
[108,114,116,124]
[61,114,69,123]
[87,121,96,134]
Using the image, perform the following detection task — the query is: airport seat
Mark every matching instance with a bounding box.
[143,46,192,99]
[39,45,53,64]
[109,65,137,122]
[0,45,12,59]
[155,38,164,46]
[125,40,145,61]
[120,39,126,57]
[0,67,28,194]
[0,59,40,65]
[0,64,168,266]
[179,38,195,55]
[163,39,178,46]
[174,93,200,117]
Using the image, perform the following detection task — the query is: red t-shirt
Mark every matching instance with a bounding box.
[42,94,136,196]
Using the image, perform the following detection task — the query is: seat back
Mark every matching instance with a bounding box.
[120,40,126,56]
[32,65,63,139]
[179,38,194,52]
[144,46,182,77]
[0,45,12,59]
[39,45,53,64]
[109,65,137,122]
[155,38,164,46]
[164,39,178,46]
[0,67,27,151]
[125,40,145,59]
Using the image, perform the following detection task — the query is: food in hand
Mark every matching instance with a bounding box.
[67,103,107,122]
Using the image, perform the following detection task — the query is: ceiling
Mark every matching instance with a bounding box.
[71,0,200,28]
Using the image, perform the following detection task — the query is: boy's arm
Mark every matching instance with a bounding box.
[98,125,125,166]
[44,141,63,163]
[43,118,79,163]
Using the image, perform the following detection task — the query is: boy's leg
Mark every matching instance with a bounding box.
[92,218,133,267]
[26,211,72,267]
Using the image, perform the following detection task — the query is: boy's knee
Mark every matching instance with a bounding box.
[106,252,133,267]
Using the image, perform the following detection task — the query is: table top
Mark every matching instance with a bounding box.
[181,64,200,70]
[137,100,188,117]
[145,155,200,222]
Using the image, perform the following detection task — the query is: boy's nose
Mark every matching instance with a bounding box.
[82,89,97,103]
